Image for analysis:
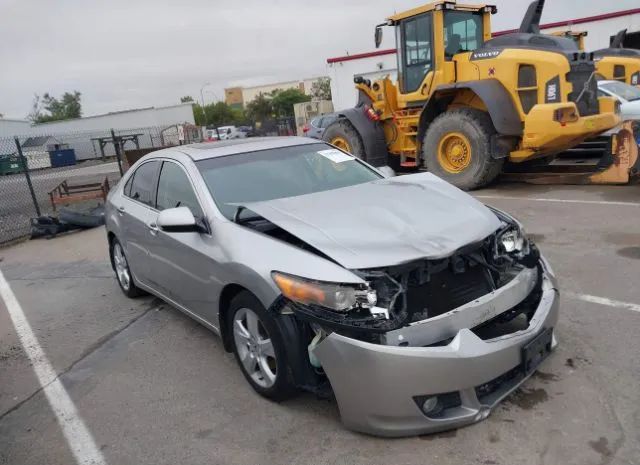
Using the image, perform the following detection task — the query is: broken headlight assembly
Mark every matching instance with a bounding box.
[271,271,374,312]
[497,225,527,254]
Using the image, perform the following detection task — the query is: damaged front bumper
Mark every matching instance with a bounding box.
[312,259,559,437]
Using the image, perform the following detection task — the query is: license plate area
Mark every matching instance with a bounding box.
[522,328,553,375]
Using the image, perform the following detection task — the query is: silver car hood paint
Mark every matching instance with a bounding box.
[242,173,501,269]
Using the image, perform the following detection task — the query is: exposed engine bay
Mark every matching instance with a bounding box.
[238,205,544,375]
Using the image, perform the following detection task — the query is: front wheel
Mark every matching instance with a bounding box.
[322,118,366,160]
[228,291,297,401]
[423,108,504,190]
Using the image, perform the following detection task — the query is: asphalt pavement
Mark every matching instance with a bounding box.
[0,183,639,465]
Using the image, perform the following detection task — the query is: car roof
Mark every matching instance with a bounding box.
[149,136,325,161]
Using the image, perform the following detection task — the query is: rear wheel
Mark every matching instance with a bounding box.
[322,118,366,160]
[423,108,504,190]
[110,238,145,298]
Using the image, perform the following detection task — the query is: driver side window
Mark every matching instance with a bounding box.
[401,12,432,93]
[155,161,204,219]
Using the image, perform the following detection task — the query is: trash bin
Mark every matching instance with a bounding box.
[48,148,77,168]
[0,154,23,175]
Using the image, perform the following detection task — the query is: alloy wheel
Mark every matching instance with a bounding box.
[113,242,131,291]
[232,307,277,388]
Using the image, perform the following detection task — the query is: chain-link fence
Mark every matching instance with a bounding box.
[0,120,297,245]
[0,124,202,245]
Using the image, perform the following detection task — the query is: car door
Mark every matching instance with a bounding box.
[117,160,161,287]
[145,160,214,318]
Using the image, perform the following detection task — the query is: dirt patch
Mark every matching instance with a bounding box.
[528,233,546,244]
[0,345,23,361]
[604,232,640,247]
[507,387,549,410]
[195,428,213,439]
[617,247,640,260]
[489,431,500,443]
[588,437,612,458]
[565,358,575,368]
[420,429,457,440]
[533,370,559,383]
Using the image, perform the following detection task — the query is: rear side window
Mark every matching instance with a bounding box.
[156,162,204,218]
[127,161,159,207]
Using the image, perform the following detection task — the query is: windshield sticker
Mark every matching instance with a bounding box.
[318,149,354,163]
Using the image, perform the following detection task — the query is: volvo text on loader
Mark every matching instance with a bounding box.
[323,0,620,190]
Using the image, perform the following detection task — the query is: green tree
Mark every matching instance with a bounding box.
[29,91,82,123]
[245,93,274,122]
[310,77,332,101]
[192,101,245,127]
[270,88,310,118]
[180,96,194,103]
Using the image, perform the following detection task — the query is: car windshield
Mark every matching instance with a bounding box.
[196,143,382,220]
[600,81,640,101]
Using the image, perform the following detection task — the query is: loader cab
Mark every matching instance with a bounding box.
[385,2,495,103]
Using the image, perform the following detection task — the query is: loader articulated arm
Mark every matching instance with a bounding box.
[519,0,544,34]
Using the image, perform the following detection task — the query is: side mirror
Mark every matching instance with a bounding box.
[157,206,201,233]
[374,26,383,49]
[378,166,396,178]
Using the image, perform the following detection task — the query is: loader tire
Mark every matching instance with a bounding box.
[423,108,504,190]
[323,118,366,161]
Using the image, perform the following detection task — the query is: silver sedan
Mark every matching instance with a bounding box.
[106,137,559,437]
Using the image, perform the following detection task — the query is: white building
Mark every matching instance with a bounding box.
[25,103,195,135]
[0,118,31,138]
[327,7,640,111]
[0,103,196,160]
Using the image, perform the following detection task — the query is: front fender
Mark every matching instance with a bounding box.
[337,91,389,167]
[418,79,523,142]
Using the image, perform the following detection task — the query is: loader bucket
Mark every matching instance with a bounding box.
[500,120,639,185]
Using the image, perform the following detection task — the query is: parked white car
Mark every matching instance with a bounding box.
[217,126,246,139]
[598,80,640,136]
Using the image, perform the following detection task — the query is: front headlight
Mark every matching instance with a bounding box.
[498,226,526,253]
[272,271,369,312]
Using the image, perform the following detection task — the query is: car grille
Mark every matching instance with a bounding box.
[566,61,599,116]
[404,264,494,321]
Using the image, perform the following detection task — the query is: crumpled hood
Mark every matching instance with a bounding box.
[242,173,502,269]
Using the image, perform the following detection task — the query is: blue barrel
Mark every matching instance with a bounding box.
[48,148,77,167]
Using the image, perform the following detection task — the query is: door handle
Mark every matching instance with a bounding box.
[148,222,159,235]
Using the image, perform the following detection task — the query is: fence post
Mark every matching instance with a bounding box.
[15,138,41,217]
[111,129,124,176]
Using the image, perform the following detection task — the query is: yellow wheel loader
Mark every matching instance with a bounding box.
[323,0,621,190]
[552,29,640,86]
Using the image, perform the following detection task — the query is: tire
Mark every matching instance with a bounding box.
[59,206,105,228]
[109,238,145,298]
[422,108,505,190]
[227,291,297,401]
[322,118,367,161]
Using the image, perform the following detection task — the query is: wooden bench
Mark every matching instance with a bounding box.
[48,177,110,211]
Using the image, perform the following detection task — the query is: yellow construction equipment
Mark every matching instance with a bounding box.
[500,121,639,185]
[552,29,640,86]
[323,0,621,190]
